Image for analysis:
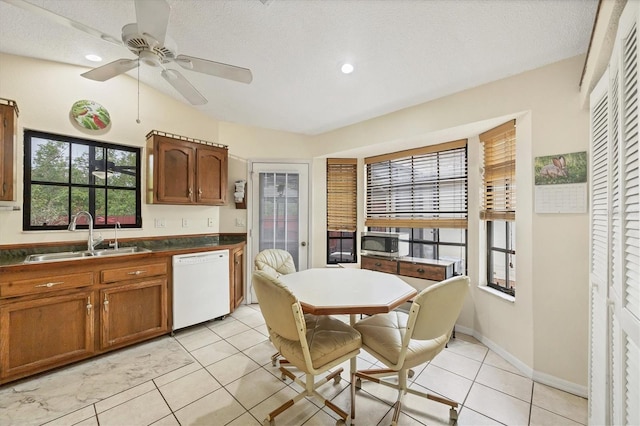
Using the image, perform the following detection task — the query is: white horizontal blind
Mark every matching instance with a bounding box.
[365,140,467,229]
[326,158,357,232]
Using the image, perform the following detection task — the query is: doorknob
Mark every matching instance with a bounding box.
[301,241,307,247]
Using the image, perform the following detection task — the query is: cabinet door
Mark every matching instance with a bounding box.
[196,146,227,205]
[0,291,94,380]
[232,248,244,310]
[100,279,168,349]
[0,103,16,201]
[156,139,195,204]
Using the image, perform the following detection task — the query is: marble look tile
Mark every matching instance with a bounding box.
[227,411,261,426]
[230,304,258,319]
[332,384,394,425]
[412,364,473,404]
[42,405,96,426]
[73,416,99,426]
[206,352,261,386]
[0,337,192,426]
[446,336,489,362]
[158,368,221,411]
[225,328,268,351]
[97,389,171,426]
[250,386,321,425]
[300,408,339,426]
[475,363,533,403]
[530,405,584,425]
[95,381,156,413]
[225,367,287,410]
[174,388,246,425]
[235,311,266,328]
[532,383,587,424]
[242,339,279,367]
[150,414,180,425]
[153,361,203,388]
[208,318,251,338]
[465,382,531,425]
[484,349,527,377]
[429,349,482,380]
[173,324,222,352]
[189,339,239,366]
[457,407,504,425]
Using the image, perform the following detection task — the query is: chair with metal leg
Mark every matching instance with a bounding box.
[253,270,361,425]
[351,275,470,425]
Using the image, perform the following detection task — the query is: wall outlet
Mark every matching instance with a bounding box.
[207,217,215,227]
[182,218,189,228]
[154,218,165,228]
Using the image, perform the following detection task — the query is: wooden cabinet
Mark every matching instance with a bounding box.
[0,290,95,381]
[361,256,398,274]
[99,260,169,349]
[230,246,245,312]
[0,100,17,201]
[361,255,456,281]
[147,131,228,205]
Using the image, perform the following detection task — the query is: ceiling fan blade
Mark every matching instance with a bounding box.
[2,0,122,46]
[135,0,170,46]
[161,69,207,105]
[175,55,253,84]
[81,59,139,81]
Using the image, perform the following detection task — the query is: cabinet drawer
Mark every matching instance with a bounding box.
[398,261,448,281]
[361,256,398,274]
[101,262,167,283]
[0,272,93,298]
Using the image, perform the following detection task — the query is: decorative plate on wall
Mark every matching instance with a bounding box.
[70,100,111,131]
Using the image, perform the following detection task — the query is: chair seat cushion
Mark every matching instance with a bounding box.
[272,315,361,372]
[355,311,447,369]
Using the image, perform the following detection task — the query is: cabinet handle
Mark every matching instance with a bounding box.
[416,268,425,273]
[127,270,147,275]
[189,188,193,199]
[103,294,109,312]
[375,262,382,267]
[86,296,92,316]
[35,281,64,288]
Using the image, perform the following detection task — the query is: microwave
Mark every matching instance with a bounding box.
[360,232,409,258]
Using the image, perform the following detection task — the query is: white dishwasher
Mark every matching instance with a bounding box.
[172,250,230,331]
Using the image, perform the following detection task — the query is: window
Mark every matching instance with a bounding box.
[365,140,468,271]
[480,120,516,295]
[326,158,357,264]
[23,130,141,231]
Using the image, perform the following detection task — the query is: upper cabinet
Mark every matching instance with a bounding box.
[0,99,18,202]
[146,131,228,205]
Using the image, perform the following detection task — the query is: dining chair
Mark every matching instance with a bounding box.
[252,270,361,426]
[351,275,470,425]
[254,248,299,366]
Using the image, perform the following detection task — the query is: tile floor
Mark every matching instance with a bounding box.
[4,304,587,425]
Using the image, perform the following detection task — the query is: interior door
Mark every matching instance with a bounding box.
[248,161,310,302]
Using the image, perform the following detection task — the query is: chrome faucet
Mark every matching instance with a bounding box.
[68,211,103,252]
[109,221,121,250]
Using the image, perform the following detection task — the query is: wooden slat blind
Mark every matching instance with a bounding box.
[480,120,516,221]
[365,140,468,229]
[326,158,357,232]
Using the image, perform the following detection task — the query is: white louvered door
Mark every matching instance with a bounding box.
[589,3,640,425]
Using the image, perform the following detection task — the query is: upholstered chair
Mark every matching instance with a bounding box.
[351,275,470,425]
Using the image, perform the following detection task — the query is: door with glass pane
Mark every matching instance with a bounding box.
[248,162,309,300]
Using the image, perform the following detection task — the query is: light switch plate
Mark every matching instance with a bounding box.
[208,217,215,227]
[182,218,189,228]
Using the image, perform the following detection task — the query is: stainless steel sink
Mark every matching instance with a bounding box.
[24,247,151,263]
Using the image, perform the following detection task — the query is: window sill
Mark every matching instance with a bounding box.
[479,285,515,302]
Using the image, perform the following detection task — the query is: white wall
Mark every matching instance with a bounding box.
[309,55,589,394]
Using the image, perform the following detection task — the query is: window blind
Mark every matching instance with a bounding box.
[480,120,516,221]
[364,140,468,229]
[326,158,357,232]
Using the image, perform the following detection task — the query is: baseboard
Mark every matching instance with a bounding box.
[454,324,587,398]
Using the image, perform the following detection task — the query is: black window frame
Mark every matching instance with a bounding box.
[23,129,142,231]
[486,221,516,296]
[327,231,357,264]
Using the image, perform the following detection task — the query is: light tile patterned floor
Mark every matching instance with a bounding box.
[8,304,587,425]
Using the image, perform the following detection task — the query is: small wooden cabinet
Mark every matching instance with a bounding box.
[230,246,245,312]
[361,255,456,281]
[147,131,228,205]
[0,100,18,201]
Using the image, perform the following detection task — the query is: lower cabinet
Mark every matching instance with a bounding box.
[100,278,168,349]
[230,246,245,312]
[0,290,95,380]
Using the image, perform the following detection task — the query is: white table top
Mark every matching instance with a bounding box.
[279,268,417,316]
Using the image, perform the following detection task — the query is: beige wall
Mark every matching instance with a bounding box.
[0,52,589,394]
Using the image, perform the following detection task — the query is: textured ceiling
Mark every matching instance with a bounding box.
[0,0,598,135]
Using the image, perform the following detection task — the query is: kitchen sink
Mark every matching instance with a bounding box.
[24,247,151,263]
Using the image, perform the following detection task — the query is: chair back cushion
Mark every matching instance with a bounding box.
[252,270,301,341]
[410,275,470,341]
[254,249,297,277]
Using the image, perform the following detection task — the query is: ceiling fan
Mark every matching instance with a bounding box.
[3,0,253,105]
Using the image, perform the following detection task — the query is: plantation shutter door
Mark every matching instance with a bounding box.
[326,159,357,232]
[588,71,610,426]
[479,120,516,221]
[364,140,467,229]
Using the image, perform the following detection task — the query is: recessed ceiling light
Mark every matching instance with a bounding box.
[85,54,102,62]
[341,63,354,74]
